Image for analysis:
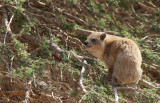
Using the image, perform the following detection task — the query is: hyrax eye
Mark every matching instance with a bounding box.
[91,38,96,42]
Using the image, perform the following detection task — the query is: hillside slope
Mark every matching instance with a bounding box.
[0,0,160,103]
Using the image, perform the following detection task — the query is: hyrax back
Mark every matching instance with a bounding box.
[84,32,142,85]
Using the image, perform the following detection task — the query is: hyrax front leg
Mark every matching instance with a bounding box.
[107,67,113,83]
[110,77,119,103]
[107,67,120,86]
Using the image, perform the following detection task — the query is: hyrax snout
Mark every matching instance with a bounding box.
[85,32,142,85]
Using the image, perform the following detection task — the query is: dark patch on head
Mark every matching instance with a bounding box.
[91,38,97,43]
[105,41,114,57]
[100,33,106,41]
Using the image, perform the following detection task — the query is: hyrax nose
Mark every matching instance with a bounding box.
[84,41,88,45]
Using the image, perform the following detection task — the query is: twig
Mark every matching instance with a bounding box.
[23,74,36,103]
[27,2,56,18]
[57,27,85,50]
[29,12,62,27]
[131,5,150,24]
[23,90,30,103]
[0,57,10,73]
[2,7,13,43]
[47,41,65,54]
[54,6,88,27]
[4,14,14,44]
[141,35,160,41]
[140,36,149,41]
[139,79,159,89]
[138,2,156,13]
[62,12,88,27]
[51,92,54,99]
[79,60,87,93]
[10,55,15,71]
[10,55,15,82]
[112,86,118,103]
[79,93,88,103]
[14,0,17,4]
[110,80,119,103]
[75,28,102,36]
[23,77,34,103]
[144,0,156,8]
[75,28,117,36]
[3,4,31,23]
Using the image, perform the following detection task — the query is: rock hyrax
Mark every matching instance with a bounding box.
[84,32,142,85]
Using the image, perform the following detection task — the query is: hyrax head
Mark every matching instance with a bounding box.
[84,32,106,55]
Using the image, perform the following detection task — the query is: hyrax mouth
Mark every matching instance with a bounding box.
[84,41,90,47]
[84,42,92,48]
[86,45,92,48]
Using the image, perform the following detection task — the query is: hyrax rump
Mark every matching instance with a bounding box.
[84,32,142,85]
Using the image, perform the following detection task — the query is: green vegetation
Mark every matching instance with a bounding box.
[0,0,159,102]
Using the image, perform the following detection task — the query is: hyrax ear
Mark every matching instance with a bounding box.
[100,33,106,41]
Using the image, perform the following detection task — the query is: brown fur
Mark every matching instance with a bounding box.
[85,32,142,85]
